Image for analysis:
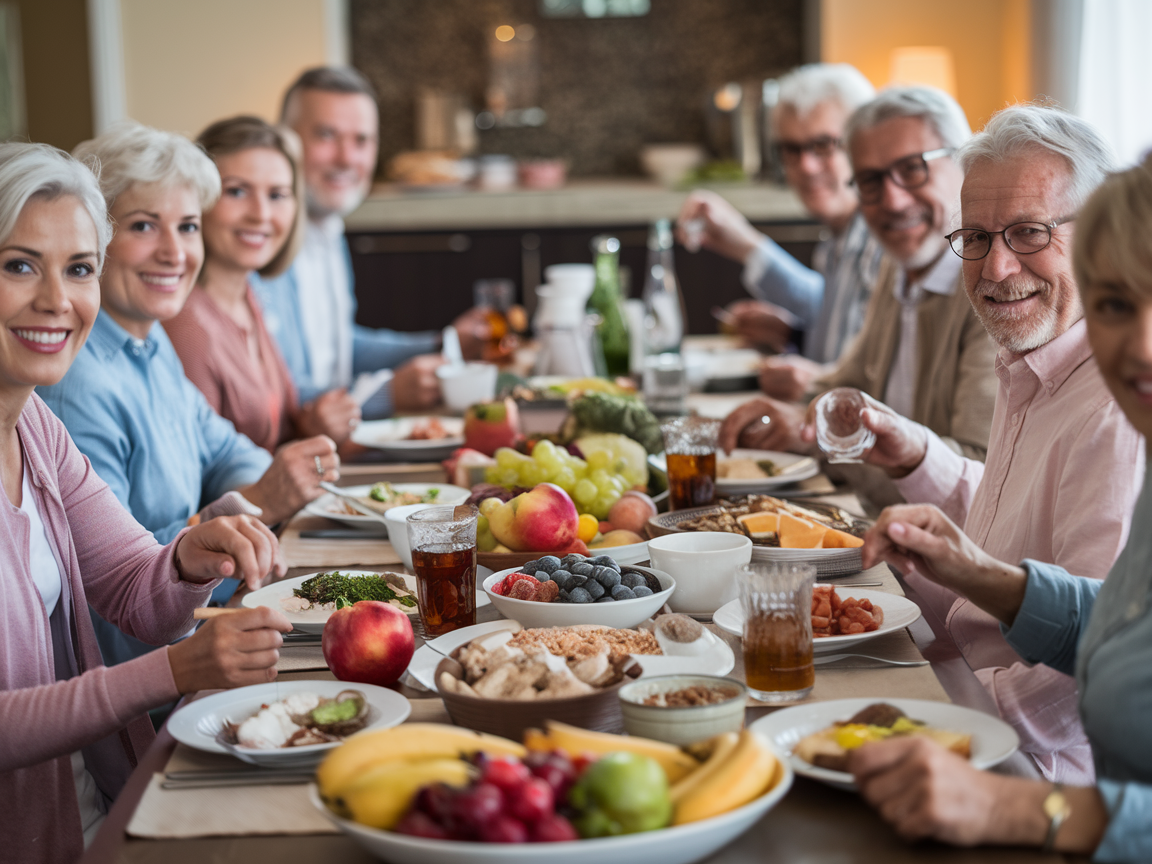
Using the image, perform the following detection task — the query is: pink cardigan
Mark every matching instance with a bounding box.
[0,394,217,863]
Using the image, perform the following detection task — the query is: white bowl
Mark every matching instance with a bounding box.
[308,738,793,864]
[543,263,596,300]
[436,363,498,413]
[619,675,748,745]
[639,143,705,186]
[646,532,752,615]
[383,503,437,569]
[483,565,675,629]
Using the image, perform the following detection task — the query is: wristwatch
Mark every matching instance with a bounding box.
[1042,783,1071,852]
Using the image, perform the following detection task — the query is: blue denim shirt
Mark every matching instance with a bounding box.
[1005,463,1152,862]
[37,311,272,663]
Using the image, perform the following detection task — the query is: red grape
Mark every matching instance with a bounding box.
[531,813,580,843]
[479,815,529,843]
[450,782,504,831]
[509,776,554,824]
[395,810,449,840]
[481,757,532,795]
[414,783,456,822]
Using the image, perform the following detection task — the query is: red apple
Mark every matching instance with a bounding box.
[487,482,579,552]
[322,600,415,686]
[463,398,521,456]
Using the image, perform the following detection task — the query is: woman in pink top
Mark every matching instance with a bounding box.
[164,116,360,452]
[0,143,291,863]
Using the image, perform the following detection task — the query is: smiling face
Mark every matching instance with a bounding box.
[776,101,858,229]
[0,195,101,400]
[1082,270,1152,440]
[203,147,296,274]
[960,149,1082,355]
[101,183,203,338]
[289,90,378,218]
[851,115,963,271]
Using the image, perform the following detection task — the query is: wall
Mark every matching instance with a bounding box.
[118,0,338,136]
[13,0,92,149]
[351,0,805,177]
[821,0,1032,131]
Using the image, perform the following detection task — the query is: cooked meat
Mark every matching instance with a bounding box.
[847,702,907,728]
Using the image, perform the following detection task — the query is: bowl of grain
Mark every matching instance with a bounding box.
[618,675,748,745]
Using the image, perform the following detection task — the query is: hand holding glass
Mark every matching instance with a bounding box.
[814,388,876,463]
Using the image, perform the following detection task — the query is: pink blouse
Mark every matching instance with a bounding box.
[0,394,217,863]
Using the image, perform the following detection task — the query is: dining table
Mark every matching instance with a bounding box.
[80,387,1090,864]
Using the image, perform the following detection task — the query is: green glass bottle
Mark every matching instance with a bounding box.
[588,235,631,377]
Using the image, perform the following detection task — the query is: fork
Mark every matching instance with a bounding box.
[814,653,929,667]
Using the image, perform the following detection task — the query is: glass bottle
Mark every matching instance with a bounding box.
[642,218,686,354]
[587,235,631,377]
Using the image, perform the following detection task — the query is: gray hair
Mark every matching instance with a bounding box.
[958,103,1116,211]
[845,85,972,159]
[0,143,111,268]
[776,63,876,120]
[280,66,378,126]
[72,122,220,213]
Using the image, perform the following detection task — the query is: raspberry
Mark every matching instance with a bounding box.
[537,580,560,602]
[508,579,541,601]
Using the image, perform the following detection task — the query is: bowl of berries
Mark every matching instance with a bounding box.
[484,554,675,629]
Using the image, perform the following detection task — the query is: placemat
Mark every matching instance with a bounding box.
[279,515,401,568]
[277,644,329,673]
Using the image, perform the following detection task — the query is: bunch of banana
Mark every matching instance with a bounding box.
[316,723,526,828]
[524,720,699,783]
[670,729,779,825]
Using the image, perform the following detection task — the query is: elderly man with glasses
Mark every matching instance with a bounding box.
[721,86,998,507]
[676,63,883,401]
[845,103,1144,784]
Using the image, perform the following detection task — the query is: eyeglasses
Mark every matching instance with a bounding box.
[775,135,841,164]
[850,148,952,204]
[945,216,1076,260]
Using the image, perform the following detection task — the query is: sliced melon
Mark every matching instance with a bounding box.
[821,527,864,548]
[738,511,780,542]
[778,513,828,549]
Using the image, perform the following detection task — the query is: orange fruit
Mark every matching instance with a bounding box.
[821,527,864,548]
[778,513,828,548]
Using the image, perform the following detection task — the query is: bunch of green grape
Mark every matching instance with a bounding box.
[483,440,633,520]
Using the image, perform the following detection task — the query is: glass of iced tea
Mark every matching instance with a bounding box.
[738,561,816,702]
[661,416,721,510]
[473,278,519,365]
[406,505,478,637]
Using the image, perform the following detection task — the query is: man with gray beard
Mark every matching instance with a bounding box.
[853,103,1144,784]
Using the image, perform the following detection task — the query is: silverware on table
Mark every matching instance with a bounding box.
[814,653,929,667]
[317,482,389,525]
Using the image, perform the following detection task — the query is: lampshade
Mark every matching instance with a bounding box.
[889,46,957,97]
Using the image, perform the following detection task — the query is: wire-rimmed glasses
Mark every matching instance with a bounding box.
[849,148,952,204]
[945,215,1076,260]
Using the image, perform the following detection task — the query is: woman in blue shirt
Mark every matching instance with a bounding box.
[857,153,1152,861]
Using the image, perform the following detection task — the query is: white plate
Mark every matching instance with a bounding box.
[711,586,921,654]
[304,483,471,528]
[750,698,1020,791]
[632,628,735,679]
[167,680,411,767]
[242,569,493,634]
[716,449,820,494]
[308,736,793,864]
[351,417,465,460]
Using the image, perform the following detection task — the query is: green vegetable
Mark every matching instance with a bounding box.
[565,392,663,454]
[369,482,394,503]
[426,487,439,500]
[310,697,360,726]
[567,752,672,837]
[292,572,416,606]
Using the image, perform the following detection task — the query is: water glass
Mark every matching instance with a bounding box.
[643,353,688,415]
[814,388,876,463]
[738,561,816,702]
[406,505,478,637]
[660,416,720,511]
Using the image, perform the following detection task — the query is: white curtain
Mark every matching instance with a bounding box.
[1077,0,1152,166]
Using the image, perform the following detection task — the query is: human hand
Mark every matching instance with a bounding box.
[861,504,1027,624]
[392,354,445,410]
[725,299,797,352]
[167,606,293,693]
[297,389,361,444]
[452,307,493,361]
[675,190,763,261]
[718,397,811,455]
[759,355,824,402]
[799,391,929,477]
[241,435,338,525]
[174,515,286,591]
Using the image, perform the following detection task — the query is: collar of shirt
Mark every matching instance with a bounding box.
[86,309,160,362]
[995,317,1092,396]
[893,250,962,306]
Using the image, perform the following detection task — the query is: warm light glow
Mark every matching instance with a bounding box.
[713,82,742,112]
[889,46,957,97]
[495,25,516,42]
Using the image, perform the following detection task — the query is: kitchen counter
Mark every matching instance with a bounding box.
[345,178,809,232]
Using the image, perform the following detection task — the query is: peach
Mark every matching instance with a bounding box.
[487,482,579,552]
[321,600,415,686]
[606,491,658,535]
[589,529,645,549]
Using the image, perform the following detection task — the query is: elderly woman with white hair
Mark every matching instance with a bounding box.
[37,122,338,665]
[0,143,290,863]
[853,153,1152,862]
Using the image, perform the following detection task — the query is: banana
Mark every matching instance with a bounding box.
[536,720,700,783]
[334,757,473,829]
[317,723,525,800]
[673,729,778,825]
[669,731,740,804]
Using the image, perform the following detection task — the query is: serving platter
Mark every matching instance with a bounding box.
[304,483,471,529]
[711,586,922,654]
[649,449,819,495]
[750,698,1019,791]
[351,417,465,460]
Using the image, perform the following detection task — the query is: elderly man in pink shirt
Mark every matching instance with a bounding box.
[854,103,1144,784]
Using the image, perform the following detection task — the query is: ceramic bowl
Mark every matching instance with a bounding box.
[618,675,748,745]
[646,532,752,615]
[436,363,498,412]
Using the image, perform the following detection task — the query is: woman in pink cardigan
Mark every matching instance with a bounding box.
[0,143,292,863]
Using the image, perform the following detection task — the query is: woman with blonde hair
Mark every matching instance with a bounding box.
[0,142,289,863]
[165,116,360,452]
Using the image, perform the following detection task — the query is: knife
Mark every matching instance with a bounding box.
[318,482,390,526]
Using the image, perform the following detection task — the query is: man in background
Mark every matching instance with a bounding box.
[677,63,883,401]
[254,66,487,418]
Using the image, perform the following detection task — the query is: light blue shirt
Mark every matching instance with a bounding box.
[1005,463,1152,862]
[37,310,273,663]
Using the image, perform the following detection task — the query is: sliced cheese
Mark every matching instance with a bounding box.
[778,513,828,549]
[820,527,864,549]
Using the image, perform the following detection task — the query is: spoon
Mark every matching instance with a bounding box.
[442,325,465,367]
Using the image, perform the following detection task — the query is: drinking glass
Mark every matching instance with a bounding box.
[738,561,816,702]
[406,505,478,637]
[643,353,688,416]
[814,387,876,463]
[660,416,720,510]
[473,278,517,364]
